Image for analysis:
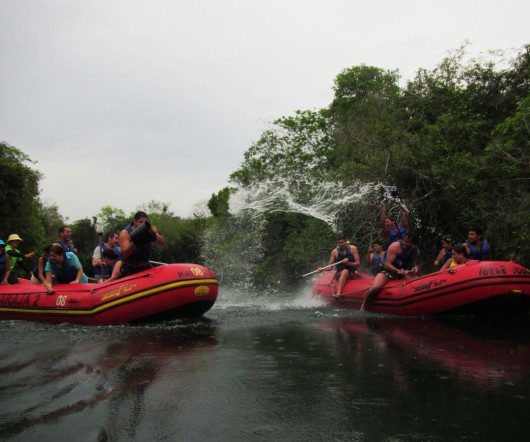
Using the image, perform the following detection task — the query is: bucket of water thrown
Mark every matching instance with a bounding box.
[130,221,157,246]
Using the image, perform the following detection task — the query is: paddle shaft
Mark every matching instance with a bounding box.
[301,261,340,278]
[149,260,168,266]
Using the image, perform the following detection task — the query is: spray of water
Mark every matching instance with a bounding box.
[229,177,397,233]
[202,177,410,287]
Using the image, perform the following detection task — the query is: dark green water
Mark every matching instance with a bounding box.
[1,286,529,441]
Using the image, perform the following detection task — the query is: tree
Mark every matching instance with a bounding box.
[0,142,44,249]
[207,187,235,217]
[95,205,128,235]
[230,109,334,186]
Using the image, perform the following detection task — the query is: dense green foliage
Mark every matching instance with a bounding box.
[0,143,45,249]
[222,44,530,284]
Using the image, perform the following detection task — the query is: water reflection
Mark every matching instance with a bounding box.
[2,308,530,441]
[315,315,530,389]
[0,320,217,440]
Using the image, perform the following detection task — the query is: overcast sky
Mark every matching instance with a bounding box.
[1,0,528,221]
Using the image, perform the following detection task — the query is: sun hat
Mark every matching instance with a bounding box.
[7,234,23,242]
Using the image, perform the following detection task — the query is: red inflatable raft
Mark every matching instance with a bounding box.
[0,263,218,325]
[313,260,530,315]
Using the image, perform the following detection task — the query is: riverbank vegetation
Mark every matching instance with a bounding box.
[216,43,530,283]
[2,43,528,284]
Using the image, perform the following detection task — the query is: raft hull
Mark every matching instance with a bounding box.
[313,260,530,316]
[0,264,218,325]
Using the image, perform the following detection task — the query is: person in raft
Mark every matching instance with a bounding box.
[360,233,420,311]
[463,227,491,261]
[366,239,385,276]
[5,233,36,284]
[96,249,122,283]
[31,245,52,284]
[43,245,88,293]
[54,226,77,253]
[433,236,455,269]
[380,200,410,247]
[318,236,361,299]
[119,211,165,277]
[92,231,120,281]
[0,240,11,285]
[441,243,469,270]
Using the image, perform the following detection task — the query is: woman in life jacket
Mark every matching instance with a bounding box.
[5,233,35,284]
[43,245,88,293]
[31,245,52,284]
[434,236,455,268]
[441,243,469,270]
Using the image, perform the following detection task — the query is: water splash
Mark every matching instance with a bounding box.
[229,177,396,233]
[202,177,410,287]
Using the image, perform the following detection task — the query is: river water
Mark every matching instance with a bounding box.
[1,285,529,441]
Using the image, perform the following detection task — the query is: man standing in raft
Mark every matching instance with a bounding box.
[319,236,361,299]
[119,211,165,277]
[380,200,410,246]
[360,233,420,311]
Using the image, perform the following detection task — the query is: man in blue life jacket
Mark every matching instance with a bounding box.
[380,200,410,247]
[119,211,165,277]
[43,244,88,293]
[54,226,77,254]
[92,232,120,281]
[366,240,385,276]
[361,233,420,311]
[463,227,491,260]
[318,236,361,299]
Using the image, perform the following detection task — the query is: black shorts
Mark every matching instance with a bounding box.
[120,262,152,277]
[380,270,406,280]
[334,269,357,280]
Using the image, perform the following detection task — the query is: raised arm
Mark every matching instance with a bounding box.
[400,203,410,230]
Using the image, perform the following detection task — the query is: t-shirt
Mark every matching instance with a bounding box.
[45,252,88,283]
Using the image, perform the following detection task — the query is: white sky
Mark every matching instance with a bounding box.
[1,0,528,221]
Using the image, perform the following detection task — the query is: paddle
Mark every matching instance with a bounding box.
[282,261,340,285]
[149,260,168,266]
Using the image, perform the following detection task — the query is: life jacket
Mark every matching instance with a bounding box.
[51,253,78,283]
[5,245,21,271]
[32,254,46,277]
[386,224,407,246]
[93,243,121,276]
[0,254,6,278]
[391,240,418,270]
[56,240,75,253]
[122,224,152,268]
[466,239,490,260]
[336,245,355,273]
[371,252,384,275]
[440,249,452,265]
